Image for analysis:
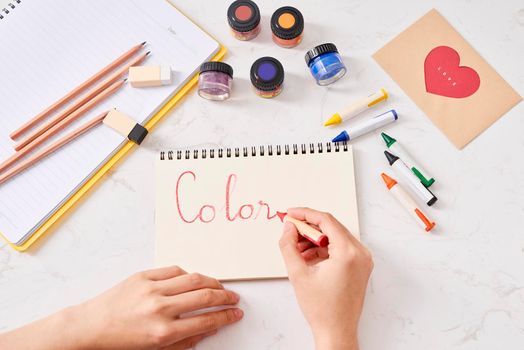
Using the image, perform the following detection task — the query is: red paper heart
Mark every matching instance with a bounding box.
[424,46,480,98]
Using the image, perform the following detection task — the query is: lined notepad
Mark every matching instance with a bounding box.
[156,143,360,281]
[0,0,219,245]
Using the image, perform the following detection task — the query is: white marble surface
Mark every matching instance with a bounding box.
[1,0,524,349]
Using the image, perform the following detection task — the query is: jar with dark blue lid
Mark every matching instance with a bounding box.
[305,43,347,86]
[250,57,285,98]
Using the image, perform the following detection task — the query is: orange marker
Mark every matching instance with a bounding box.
[381,173,435,232]
[277,212,329,247]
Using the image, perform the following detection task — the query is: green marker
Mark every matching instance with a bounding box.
[381,132,435,187]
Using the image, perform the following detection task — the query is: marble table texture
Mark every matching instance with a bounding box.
[1,0,524,349]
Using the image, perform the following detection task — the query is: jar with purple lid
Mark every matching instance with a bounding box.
[198,61,234,101]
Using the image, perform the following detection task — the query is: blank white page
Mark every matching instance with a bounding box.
[0,0,219,245]
[155,144,360,281]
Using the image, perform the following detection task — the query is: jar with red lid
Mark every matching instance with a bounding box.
[227,0,261,41]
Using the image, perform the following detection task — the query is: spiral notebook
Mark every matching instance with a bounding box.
[155,143,360,281]
[0,0,223,250]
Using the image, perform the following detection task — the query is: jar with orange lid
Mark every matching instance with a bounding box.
[270,6,304,48]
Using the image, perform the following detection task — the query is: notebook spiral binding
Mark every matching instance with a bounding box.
[0,0,21,20]
[160,142,349,160]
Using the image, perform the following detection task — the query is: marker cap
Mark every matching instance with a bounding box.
[332,130,349,142]
[324,113,342,126]
[412,167,435,188]
[317,235,329,247]
[384,150,399,165]
[368,88,389,107]
[381,173,397,189]
[415,208,436,232]
[381,132,396,148]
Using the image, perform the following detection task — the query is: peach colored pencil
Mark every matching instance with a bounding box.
[9,42,146,140]
[14,51,150,151]
[0,111,109,186]
[0,79,126,174]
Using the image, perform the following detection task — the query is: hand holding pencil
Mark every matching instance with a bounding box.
[279,208,373,350]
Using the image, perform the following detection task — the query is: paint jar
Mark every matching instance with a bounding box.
[198,61,234,101]
[250,57,284,98]
[227,0,261,41]
[305,43,347,86]
[270,6,304,48]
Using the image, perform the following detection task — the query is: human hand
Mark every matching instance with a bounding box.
[279,208,373,350]
[70,266,243,350]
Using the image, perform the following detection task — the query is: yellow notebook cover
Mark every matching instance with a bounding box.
[2,4,226,252]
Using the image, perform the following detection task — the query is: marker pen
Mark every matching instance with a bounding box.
[381,173,435,232]
[324,88,388,126]
[384,150,437,206]
[332,109,397,143]
[277,212,329,247]
[381,132,435,187]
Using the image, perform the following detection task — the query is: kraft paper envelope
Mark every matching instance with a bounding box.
[373,9,521,149]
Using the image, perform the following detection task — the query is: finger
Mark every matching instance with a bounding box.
[287,207,358,247]
[144,265,187,281]
[156,273,223,296]
[279,222,307,276]
[297,239,315,252]
[173,308,243,340]
[161,330,217,350]
[169,288,240,315]
[301,245,330,259]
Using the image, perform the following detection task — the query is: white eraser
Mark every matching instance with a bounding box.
[129,65,172,88]
[160,65,172,85]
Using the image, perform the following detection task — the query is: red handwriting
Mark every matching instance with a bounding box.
[175,171,279,224]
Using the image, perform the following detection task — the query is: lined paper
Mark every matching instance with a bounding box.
[0,0,219,245]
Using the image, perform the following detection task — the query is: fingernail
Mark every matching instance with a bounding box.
[231,291,240,302]
[234,308,244,319]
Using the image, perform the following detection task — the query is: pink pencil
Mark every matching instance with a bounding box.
[9,42,146,140]
[0,79,126,174]
[277,212,329,247]
[0,111,108,186]
[14,51,150,151]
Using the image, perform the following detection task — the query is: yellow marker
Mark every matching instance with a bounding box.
[324,88,389,126]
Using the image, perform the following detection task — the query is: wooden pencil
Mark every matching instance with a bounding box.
[0,79,126,174]
[9,41,146,140]
[14,51,150,151]
[0,111,108,186]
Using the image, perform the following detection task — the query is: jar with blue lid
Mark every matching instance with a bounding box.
[305,43,347,86]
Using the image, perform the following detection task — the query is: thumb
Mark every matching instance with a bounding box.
[279,222,306,276]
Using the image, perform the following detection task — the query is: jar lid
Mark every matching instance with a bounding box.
[270,6,304,40]
[250,57,284,91]
[199,61,234,78]
[304,43,339,65]
[227,0,261,33]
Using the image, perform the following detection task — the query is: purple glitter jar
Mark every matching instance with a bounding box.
[198,61,234,101]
